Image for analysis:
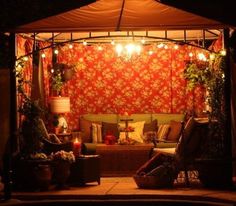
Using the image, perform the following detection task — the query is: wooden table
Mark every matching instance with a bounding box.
[69,155,100,185]
[56,132,72,143]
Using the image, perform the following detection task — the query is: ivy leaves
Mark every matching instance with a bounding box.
[183,62,211,90]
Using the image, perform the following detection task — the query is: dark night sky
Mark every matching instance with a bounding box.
[0,0,95,31]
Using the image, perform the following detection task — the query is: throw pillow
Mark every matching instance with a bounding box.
[166,120,182,142]
[102,122,119,141]
[175,117,196,159]
[119,121,145,143]
[91,123,102,143]
[79,117,101,143]
[157,124,170,140]
[79,117,93,143]
[143,119,158,133]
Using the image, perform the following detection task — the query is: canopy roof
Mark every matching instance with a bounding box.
[15,0,226,33]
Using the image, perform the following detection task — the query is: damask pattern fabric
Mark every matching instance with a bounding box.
[17,36,207,131]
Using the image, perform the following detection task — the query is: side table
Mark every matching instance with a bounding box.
[56,132,72,143]
[69,155,100,186]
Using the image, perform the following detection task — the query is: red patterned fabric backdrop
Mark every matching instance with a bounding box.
[57,43,207,130]
[17,36,208,130]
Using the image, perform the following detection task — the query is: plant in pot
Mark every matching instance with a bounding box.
[184,55,232,188]
[16,66,45,156]
[50,63,76,96]
[50,150,75,188]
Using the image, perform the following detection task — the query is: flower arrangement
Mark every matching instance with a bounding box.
[51,150,75,163]
[30,152,48,160]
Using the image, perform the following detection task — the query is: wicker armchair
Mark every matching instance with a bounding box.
[38,118,73,154]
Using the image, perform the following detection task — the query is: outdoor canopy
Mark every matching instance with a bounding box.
[14,0,226,33]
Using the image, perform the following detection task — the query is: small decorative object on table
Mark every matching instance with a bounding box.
[51,150,75,189]
[104,131,116,145]
[73,137,82,157]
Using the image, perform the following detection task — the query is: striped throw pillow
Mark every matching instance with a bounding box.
[157,124,170,140]
[92,123,102,143]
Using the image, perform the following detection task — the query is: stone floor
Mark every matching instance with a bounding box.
[1,177,236,206]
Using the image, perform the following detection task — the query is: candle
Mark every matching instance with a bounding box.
[73,138,81,157]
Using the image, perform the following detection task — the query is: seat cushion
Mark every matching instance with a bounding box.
[166,120,182,142]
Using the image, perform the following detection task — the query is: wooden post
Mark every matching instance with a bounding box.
[3,33,17,200]
[223,28,233,184]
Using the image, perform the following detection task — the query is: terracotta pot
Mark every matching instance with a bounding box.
[34,164,52,191]
[53,160,71,188]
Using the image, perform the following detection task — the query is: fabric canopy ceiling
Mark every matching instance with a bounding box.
[15,0,225,33]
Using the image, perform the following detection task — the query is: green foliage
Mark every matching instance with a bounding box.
[51,73,64,95]
[183,62,211,90]
[15,58,45,155]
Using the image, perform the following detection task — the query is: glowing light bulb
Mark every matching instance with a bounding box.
[174,45,179,50]
[125,43,135,57]
[141,38,146,44]
[51,69,54,73]
[135,45,142,55]
[189,52,193,58]
[98,45,103,51]
[41,53,46,58]
[198,53,206,61]
[164,45,168,49]
[83,41,87,46]
[115,44,123,56]
[210,53,215,60]
[220,49,226,56]
[69,43,73,49]
[111,40,115,45]
[148,50,153,55]
[157,43,164,48]
[23,56,28,61]
[54,49,59,54]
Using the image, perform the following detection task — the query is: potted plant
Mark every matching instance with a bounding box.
[15,61,45,156]
[50,63,76,96]
[184,55,232,188]
[14,152,52,191]
[50,150,75,188]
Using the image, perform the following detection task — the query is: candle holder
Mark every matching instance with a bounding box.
[73,137,81,157]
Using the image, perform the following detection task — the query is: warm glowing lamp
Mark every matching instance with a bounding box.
[50,96,70,133]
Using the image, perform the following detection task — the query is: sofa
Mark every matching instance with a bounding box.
[79,113,185,176]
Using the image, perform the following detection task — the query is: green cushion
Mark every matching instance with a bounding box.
[81,114,118,123]
[118,113,152,123]
[152,113,185,124]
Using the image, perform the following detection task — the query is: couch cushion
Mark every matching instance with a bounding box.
[175,117,196,159]
[157,124,170,140]
[79,117,101,143]
[82,114,118,123]
[166,120,182,142]
[91,123,102,143]
[152,113,185,124]
[119,121,145,143]
[118,114,152,124]
[102,122,119,141]
[143,119,158,133]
